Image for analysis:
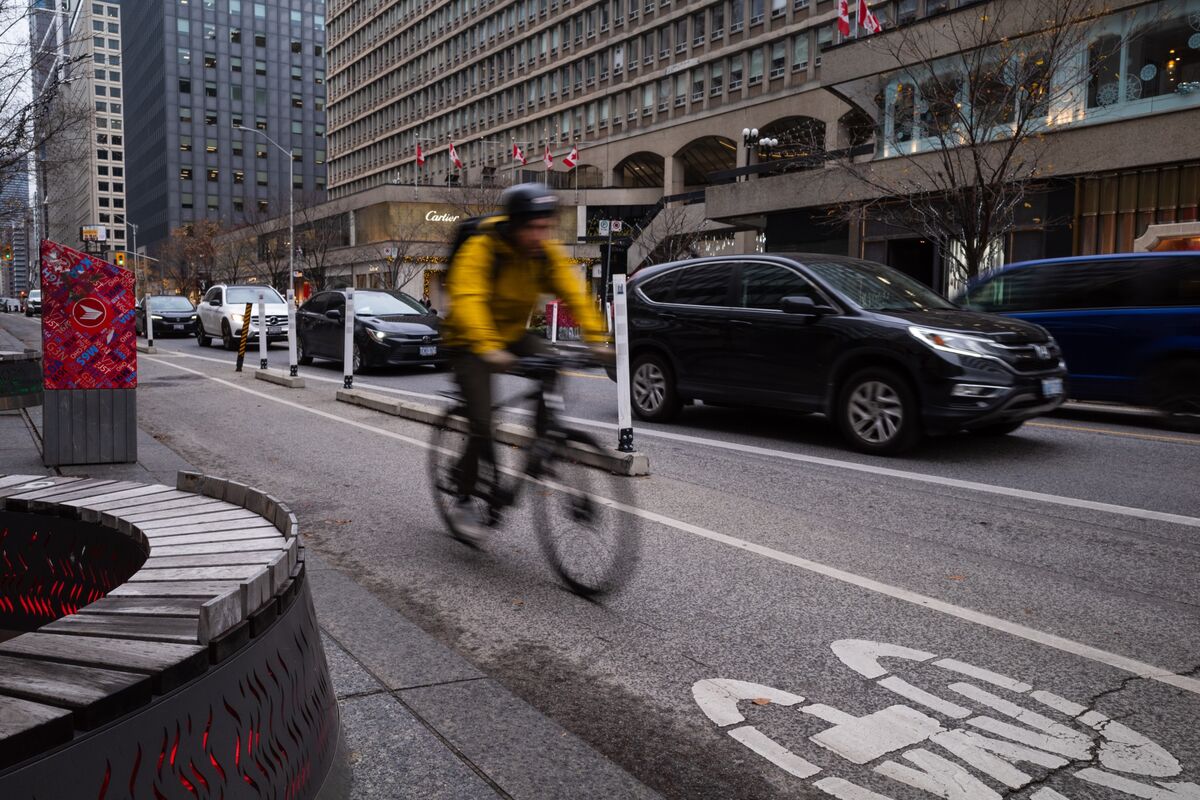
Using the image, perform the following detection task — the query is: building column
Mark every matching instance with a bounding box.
[663,154,685,197]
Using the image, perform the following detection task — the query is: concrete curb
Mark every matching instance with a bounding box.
[336,388,650,476]
[136,344,158,354]
[255,368,306,388]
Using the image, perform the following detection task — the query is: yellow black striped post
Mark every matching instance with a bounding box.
[235,303,253,372]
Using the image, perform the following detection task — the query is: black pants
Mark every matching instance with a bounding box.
[451,335,547,498]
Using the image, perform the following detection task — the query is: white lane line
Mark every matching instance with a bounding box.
[166,349,1200,531]
[143,355,1200,697]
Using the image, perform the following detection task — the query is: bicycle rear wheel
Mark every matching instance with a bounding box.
[531,428,639,596]
[428,406,498,539]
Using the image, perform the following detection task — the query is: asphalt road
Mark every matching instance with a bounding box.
[8,314,1200,800]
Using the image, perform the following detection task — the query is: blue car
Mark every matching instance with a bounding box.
[961,252,1200,429]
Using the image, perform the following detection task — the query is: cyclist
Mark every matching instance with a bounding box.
[442,183,611,543]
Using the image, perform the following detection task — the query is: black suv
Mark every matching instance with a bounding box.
[625,254,1068,454]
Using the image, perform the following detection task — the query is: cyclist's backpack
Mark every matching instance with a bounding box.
[445,215,500,287]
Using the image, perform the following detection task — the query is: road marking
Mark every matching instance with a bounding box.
[695,640,1199,799]
[1028,420,1200,446]
[142,355,1200,697]
[163,348,1200,530]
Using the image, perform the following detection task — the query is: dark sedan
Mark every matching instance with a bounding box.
[297,289,443,372]
[136,295,198,336]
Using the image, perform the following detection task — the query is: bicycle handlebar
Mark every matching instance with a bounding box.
[509,347,602,377]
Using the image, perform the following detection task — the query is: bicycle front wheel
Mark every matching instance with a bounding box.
[531,429,640,596]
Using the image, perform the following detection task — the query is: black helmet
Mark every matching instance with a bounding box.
[501,183,559,224]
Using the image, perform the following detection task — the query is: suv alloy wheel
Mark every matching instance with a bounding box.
[196,321,211,347]
[836,367,921,455]
[630,353,681,422]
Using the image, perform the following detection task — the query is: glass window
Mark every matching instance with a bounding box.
[231,56,242,72]
[739,263,822,309]
[806,259,953,311]
[231,85,242,100]
[204,23,215,39]
[176,18,189,34]
[671,264,733,306]
[205,138,217,153]
[291,66,303,81]
[180,167,193,180]
[254,33,266,47]
[205,81,217,97]
[233,169,245,183]
[749,48,764,81]
[180,106,192,122]
[770,41,785,76]
[256,170,268,185]
[182,192,195,209]
[179,136,192,151]
[290,9,301,23]
[204,52,216,68]
[793,34,809,70]
[230,27,241,43]
[178,47,191,64]
[230,0,241,11]
[253,2,265,18]
[638,271,677,302]
[207,168,219,182]
[255,59,266,75]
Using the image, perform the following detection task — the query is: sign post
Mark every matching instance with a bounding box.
[343,288,355,389]
[612,274,634,453]
[287,288,298,377]
[39,240,137,466]
[257,290,268,370]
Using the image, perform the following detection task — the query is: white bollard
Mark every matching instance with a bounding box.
[145,294,155,348]
[286,288,298,377]
[257,291,268,370]
[343,288,355,389]
[612,275,634,453]
[550,301,559,343]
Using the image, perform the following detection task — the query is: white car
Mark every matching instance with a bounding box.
[196,284,289,350]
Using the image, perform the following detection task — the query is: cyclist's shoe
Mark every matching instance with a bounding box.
[448,498,488,548]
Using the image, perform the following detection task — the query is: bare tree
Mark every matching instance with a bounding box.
[239,203,292,292]
[159,224,218,298]
[824,0,1137,286]
[373,215,438,294]
[444,180,507,220]
[293,193,347,292]
[212,224,258,285]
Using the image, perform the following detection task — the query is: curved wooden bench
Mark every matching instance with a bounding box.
[0,472,338,799]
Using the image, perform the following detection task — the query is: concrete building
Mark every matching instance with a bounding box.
[703,0,1200,291]
[0,168,33,297]
[29,0,128,260]
[121,0,330,252]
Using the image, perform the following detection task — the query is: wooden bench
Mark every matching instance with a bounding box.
[0,472,337,798]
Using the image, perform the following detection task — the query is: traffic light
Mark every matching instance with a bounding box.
[2,244,11,262]
[114,250,126,267]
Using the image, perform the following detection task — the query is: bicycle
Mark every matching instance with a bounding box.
[427,347,639,596]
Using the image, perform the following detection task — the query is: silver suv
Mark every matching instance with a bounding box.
[196,284,289,350]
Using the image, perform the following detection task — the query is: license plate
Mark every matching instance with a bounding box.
[1041,378,1064,397]
[268,326,283,335]
[419,345,437,357]
[173,324,184,331]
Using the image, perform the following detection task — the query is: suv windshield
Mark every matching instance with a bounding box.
[28,290,40,299]
[150,296,193,310]
[354,291,427,316]
[804,259,955,312]
[227,287,284,304]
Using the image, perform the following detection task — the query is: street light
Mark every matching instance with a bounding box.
[234,125,299,377]
[234,125,293,289]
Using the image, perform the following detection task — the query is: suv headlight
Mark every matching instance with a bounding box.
[369,328,388,341]
[908,326,1003,359]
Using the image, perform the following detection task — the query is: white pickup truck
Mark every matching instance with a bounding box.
[196,284,289,350]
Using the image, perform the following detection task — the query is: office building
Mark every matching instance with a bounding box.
[121,0,329,252]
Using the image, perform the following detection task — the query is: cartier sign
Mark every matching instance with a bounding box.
[425,211,461,223]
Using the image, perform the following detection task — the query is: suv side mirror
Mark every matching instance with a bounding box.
[325,308,344,321]
[781,296,834,316]
[209,299,221,306]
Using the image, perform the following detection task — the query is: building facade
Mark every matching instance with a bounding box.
[0,168,33,297]
[122,0,330,252]
[322,0,1200,294]
[29,0,129,260]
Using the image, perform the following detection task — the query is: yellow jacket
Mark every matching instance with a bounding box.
[443,219,605,355]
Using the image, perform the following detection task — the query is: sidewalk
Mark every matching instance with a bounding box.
[0,316,659,800]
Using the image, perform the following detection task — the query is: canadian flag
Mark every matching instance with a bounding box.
[837,0,851,36]
[416,142,425,167]
[512,142,527,165]
[448,140,463,169]
[859,0,882,34]
[562,144,579,170]
[543,143,554,170]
